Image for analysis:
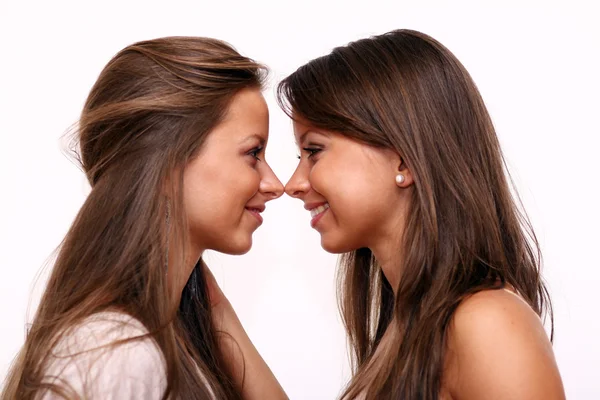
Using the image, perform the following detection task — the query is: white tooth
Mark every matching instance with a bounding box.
[310,203,329,218]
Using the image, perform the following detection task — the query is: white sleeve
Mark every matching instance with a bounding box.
[40,313,168,399]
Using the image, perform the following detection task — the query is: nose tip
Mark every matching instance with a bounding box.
[284,180,309,199]
[261,176,284,201]
[272,180,284,200]
[285,163,310,199]
[284,185,298,198]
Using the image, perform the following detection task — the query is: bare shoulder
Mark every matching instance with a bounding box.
[444,289,565,400]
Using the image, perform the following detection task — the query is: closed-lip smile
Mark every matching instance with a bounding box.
[245,205,265,223]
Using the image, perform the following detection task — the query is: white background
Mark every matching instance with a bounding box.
[1,1,598,398]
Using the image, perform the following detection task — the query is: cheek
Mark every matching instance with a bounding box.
[314,160,395,247]
[206,167,260,223]
[239,166,261,200]
[313,159,387,213]
[183,171,220,232]
[335,176,390,225]
[183,161,257,233]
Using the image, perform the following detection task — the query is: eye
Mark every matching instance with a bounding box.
[303,147,321,159]
[247,146,263,162]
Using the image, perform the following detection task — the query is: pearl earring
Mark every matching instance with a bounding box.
[395,174,405,186]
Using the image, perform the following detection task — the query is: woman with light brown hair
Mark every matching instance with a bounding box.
[2,37,287,400]
[280,29,565,399]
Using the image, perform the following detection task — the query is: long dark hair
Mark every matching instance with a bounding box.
[277,29,552,400]
[3,36,266,400]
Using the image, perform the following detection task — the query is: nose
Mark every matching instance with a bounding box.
[259,162,284,201]
[285,164,310,199]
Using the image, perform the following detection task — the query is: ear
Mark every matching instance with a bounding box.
[392,152,414,188]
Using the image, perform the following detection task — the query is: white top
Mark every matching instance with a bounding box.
[40,311,168,399]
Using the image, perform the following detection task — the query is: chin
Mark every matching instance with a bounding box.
[320,233,357,254]
[218,234,253,255]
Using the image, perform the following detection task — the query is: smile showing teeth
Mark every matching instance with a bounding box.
[310,203,330,218]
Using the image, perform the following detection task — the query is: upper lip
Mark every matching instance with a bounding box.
[245,204,266,213]
[304,201,328,211]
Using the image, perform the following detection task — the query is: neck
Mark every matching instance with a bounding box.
[369,203,408,295]
[167,239,203,309]
[371,239,402,295]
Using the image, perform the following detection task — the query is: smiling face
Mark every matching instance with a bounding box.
[183,88,283,255]
[285,119,411,254]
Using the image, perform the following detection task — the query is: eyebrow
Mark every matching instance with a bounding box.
[296,129,328,147]
[240,133,267,146]
[296,131,309,146]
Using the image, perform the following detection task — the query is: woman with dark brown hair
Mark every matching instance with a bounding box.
[280,29,565,399]
[2,37,287,400]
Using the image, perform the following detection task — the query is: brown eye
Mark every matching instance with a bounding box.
[247,146,263,162]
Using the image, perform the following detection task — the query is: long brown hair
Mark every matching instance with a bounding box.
[277,29,552,400]
[2,36,266,400]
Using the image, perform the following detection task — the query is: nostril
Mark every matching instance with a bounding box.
[272,187,284,199]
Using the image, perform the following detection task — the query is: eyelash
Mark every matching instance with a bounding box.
[248,146,263,162]
[298,147,321,160]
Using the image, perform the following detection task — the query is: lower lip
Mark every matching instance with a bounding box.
[246,208,263,224]
[310,208,329,228]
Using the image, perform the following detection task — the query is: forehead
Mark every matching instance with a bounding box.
[223,88,268,126]
[207,88,269,143]
[292,118,332,144]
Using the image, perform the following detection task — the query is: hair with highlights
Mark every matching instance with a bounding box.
[278,29,552,400]
[3,36,267,400]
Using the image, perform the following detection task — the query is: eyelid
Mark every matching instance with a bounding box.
[302,146,321,159]
[247,145,264,161]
